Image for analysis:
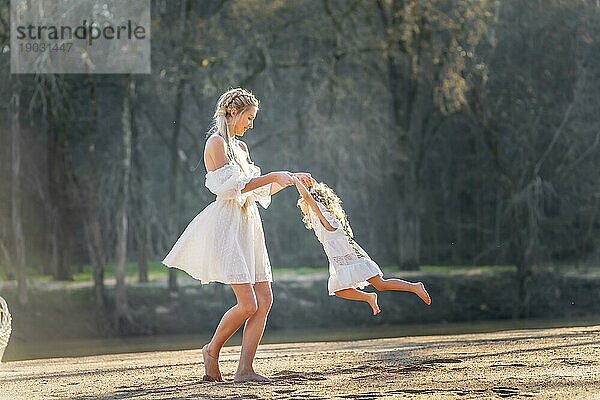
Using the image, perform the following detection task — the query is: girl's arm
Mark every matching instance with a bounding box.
[293,177,337,232]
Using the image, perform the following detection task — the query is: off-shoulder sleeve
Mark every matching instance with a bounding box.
[205,164,252,205]
[314,202,341,232]
[247,164,272,209]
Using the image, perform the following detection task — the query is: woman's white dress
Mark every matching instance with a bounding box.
[308,202,383,295]
[162,144,273,284]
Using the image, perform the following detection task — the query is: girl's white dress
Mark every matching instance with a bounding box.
[308,202,383,295]
[162,144,273,284]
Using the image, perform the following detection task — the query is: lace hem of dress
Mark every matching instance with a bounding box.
[327,258,382,295]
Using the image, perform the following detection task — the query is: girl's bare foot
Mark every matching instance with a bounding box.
[367,292,381,315]
[414,282,431,305]
[202,344,223,382]
[234,371,271,383]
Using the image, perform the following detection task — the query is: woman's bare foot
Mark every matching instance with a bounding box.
[233,370,271,383]
[202,344,223,382]
[367,292,381,315]
[414,282,431,305]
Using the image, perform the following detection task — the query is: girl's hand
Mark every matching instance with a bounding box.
[293,175,311,199]
[293,172,313,187]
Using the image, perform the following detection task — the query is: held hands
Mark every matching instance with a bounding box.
[271,171,313,190]
[293,172,314,187]
[291,174,312,201]
[291,175,301,190]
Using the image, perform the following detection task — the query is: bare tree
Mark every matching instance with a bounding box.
[115,75,135,332]
[0,222,13,280]
[39,75,74,280]
[10,75,27,305]
[132,92,149,284]
[467,0,600,316]
[70,75,107,306]
[167,0,192,293]
[376,0,497,267]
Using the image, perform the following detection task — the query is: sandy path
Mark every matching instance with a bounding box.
[1,325,600,399]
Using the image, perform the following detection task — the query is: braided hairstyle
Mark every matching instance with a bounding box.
[208,88,260,170]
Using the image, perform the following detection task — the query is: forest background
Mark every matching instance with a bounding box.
[0,0,599,334]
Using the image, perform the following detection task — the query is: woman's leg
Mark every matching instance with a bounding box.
[234,281,273,382]
[334,288,380,315]
[203,283,258,381]
[367,275,431,305]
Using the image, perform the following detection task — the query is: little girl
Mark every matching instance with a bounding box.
[293,176,431,315]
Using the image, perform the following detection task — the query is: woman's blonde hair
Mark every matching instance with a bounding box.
[207,88,259,212]
[208,87,259,169]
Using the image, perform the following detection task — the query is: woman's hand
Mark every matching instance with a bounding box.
[291,175,302,188]
[271,171,295,188]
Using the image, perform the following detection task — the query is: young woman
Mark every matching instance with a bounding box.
[163,88,310,382]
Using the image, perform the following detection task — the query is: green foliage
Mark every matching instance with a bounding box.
[418,264,516,273]
[70,262,187,282]
[0,0,598,288]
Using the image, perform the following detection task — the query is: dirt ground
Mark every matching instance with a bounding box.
[1,325,600,399]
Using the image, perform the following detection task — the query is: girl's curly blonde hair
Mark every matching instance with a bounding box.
[297,182,367,258]
[297,182,353,237]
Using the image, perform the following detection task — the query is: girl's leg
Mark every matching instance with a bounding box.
[334,288,380,315]
[367,275,431,305]
[203,283,258,381]
[234,281,273,382]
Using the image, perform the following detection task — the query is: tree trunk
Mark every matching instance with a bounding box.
[115,75,135,332]
[131,87,148,283]
[84,210,106,306]
[396,190,420,269]
[45,81,72,281]
[79,75,107,306]
[167,73,182,291]
[377,0,418,267]
[0,233,14,280]
[167,0,191,293]
[137,243,148,283]
[46,114,60,278]
[11,76,27,306]
[513,247,532,319]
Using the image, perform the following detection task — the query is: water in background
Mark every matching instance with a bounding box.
[3,316,600,362]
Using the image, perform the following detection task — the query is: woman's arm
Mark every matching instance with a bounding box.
[268,172,312,196]
[241,172,293,193]
[205,136,293,193]
[238,139,295,194]
[269,181,287,196]
[293,177,337,232]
